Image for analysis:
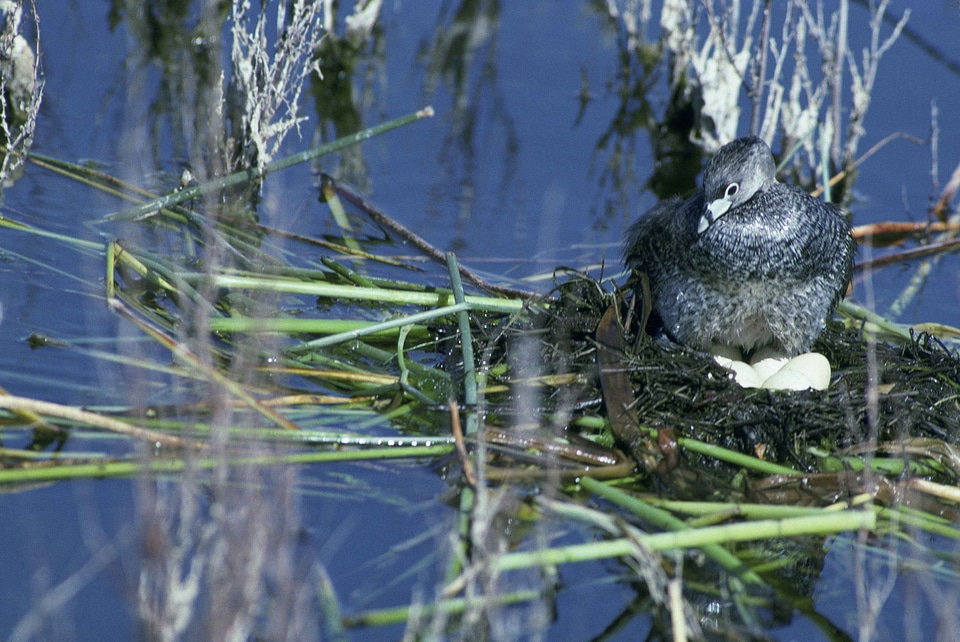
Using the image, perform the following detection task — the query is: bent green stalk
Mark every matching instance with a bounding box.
[102,107,435,222]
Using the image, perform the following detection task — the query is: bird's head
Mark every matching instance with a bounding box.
[698,136,777,235]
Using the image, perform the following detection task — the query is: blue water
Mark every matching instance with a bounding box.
[2,1,959,639]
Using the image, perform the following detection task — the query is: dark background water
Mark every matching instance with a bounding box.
[2,1,959,639]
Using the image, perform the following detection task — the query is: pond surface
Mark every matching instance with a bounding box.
[2,1,960,640]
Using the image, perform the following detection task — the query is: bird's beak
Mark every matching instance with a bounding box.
[698,198,732,235]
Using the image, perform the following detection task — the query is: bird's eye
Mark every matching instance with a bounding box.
[725,183,739,199]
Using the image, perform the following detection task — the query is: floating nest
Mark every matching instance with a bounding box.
[514,274,960,497]
[624,323,960,465]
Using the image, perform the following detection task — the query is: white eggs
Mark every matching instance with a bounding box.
[711,345,832,391]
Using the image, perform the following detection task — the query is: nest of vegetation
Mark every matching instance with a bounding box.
[523,275,960,491]
[628,323,959,462]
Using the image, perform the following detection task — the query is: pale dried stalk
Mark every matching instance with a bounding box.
[229,0,325,171]
[0,0,42,186]
[614,0,909,185]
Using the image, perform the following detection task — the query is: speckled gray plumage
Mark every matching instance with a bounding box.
[624,136,855,356]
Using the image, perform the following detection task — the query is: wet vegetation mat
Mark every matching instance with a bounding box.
[537,276,960,489]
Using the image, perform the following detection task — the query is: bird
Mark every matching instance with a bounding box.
[624,136,855,359]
